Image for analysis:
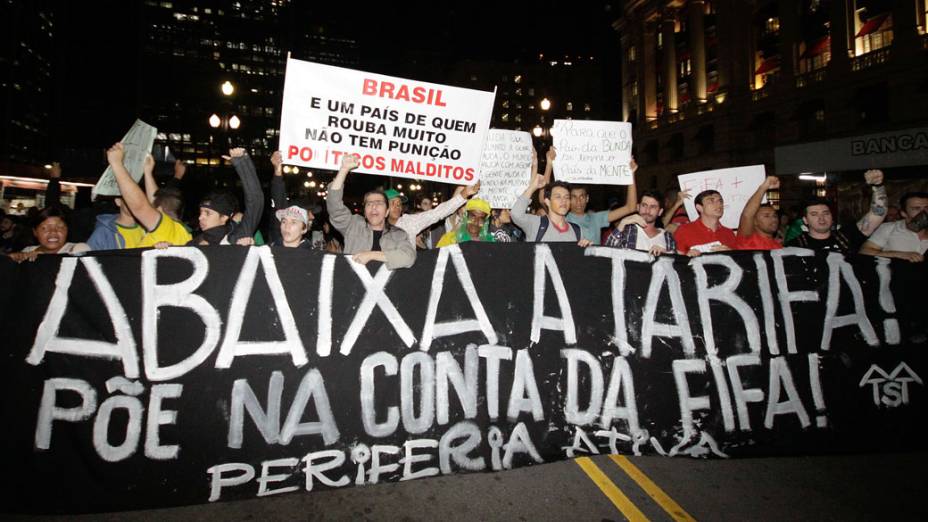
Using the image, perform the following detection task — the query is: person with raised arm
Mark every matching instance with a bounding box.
[510,152,592,246]
[326,154,416,269]
[106,142,191,248]
[786,169,888,255]
[735,176,782,250]
[186,148,263,246]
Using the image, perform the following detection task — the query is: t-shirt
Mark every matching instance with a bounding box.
[785,223,866,255]
[22,242,90,254]
[126,212,192,249]
[674,219,737,254]
[735,233,782,251]
[510,195,580,243]
[567,211,610,245]
[866,221,928,255]
[116,223,145,248]
[371,230,383,252]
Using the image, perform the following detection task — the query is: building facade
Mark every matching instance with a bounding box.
[138,0,359,193]
[614,0,928,210]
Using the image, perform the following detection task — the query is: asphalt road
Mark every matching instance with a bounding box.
[8,451,927,521]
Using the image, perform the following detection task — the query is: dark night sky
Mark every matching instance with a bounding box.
[54,1,621,152]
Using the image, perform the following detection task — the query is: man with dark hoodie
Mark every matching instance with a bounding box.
[189,147,264,246]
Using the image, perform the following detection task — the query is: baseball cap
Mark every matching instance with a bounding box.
[275,205,310,226]
[384,189,407,203]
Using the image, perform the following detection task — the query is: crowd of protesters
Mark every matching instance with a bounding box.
[3,141,927,273]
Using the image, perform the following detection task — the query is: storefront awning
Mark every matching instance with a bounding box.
[801,36,830,59]
[754,56,780,75]
[856,13,890,38]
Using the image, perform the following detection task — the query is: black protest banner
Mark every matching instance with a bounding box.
[1,244,925,513]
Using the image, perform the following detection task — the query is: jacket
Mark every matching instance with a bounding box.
[326,188,416,270]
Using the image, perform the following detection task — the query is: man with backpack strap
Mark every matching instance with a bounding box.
[511,167,591,246]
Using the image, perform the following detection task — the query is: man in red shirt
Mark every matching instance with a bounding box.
[674,190,737,256]
[735,176,782,251]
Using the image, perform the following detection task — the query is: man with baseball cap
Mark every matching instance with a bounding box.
[189,147,264,245]
[436,197,495,247]
[270,150,318,249]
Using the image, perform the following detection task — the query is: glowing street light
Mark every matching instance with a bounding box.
[209,114,221,128]
[221,81,235,96]
[532,125,543,137]
[540,98,551,111]
[228,115,241,129]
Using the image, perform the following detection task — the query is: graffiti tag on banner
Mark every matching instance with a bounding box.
[92,119,157,200]
[475,130,533,209]
[279,58,496,185]
[551,120,633,185]
[678,165,767,230]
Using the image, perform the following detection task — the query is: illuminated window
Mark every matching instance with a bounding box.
[584,103,591,112]
[514,75,522,83]
[566,102,573,111]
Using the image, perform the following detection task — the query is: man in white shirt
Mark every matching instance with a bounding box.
[860,191,928,263]
[604,190,676,256]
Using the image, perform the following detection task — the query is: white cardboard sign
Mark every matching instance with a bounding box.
[92,119,157,200]
[279,58,496,185]
[475,129,533,209]
[678,165,767,230]
[551,119,633,185]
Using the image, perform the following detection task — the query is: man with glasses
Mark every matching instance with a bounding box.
[326,154,416,269]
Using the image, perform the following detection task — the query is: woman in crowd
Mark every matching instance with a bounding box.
[8,206,90,263]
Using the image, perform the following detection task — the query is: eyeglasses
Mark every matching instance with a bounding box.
[364,200,387,208]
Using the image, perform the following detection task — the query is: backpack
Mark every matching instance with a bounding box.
[535,216,582,242]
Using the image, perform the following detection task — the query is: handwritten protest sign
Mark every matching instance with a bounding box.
[475,130,533,209]
[551,120,633,185]
[678,165,767,230]
[279,58,496,185]
[92,119,157,199]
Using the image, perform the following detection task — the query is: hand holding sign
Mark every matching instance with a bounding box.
[107,143,125,166]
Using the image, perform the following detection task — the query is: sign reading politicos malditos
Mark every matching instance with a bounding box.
[279,58,496,184]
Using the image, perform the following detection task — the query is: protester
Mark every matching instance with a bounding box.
[143,154,187,225]
[268,151,316,249]
[8,207,89,262]
[106,143,192,248]
[674,190,737,256]
[605,189,676,256]
[436,197,495,247]
[565,156,639,245]
[490,208,521,242]
[785,169,888,254]
[412,194,444,249]
[188,148,263,246]
[326,154,416,268]
[389,183,480,249]
[859,191,928,262]
[0,211,25,253]
[511,168,590,246]
[735,176,782,250]
[661,187,691,234]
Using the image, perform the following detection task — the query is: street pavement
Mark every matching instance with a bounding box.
[7,451,927,521]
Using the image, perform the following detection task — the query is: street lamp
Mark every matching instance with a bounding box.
[532,125,543,137]
[540,98,551,111]
[209,113,241,130]
[221,81,235,96]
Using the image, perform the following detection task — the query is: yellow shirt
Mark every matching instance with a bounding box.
[116,223,145,248]
[435,230,458,248]
[124,212,192,248]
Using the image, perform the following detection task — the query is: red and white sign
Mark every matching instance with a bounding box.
[279,58,496,185]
